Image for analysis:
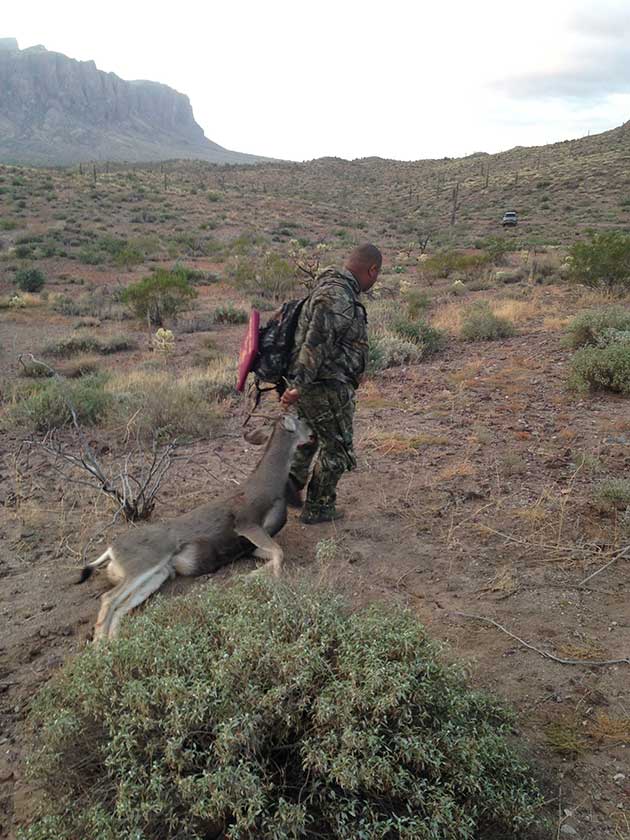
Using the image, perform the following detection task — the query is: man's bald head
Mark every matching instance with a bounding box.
[345,244,382,291]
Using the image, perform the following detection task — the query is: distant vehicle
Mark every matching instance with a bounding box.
[502,211,518,227]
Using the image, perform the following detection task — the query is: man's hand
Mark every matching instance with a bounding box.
[280,387,300,408]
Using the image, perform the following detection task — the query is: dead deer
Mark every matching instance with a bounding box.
[77,414,311,641]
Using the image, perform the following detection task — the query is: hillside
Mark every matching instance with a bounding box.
[218,118,630,248]
[0,38,270,166]
[1,124,630,838]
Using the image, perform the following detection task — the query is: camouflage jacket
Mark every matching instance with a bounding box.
[287,267,368,391]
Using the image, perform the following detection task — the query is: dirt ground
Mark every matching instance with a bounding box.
[1,278,629,840]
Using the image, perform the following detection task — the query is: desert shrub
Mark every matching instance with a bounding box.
[392,318,446,355]
[52,288,128,320]
[592,478,630,511]
[18,358,54,379]
[114,244,144,269]
[197,356,238,401]
[14,243,33,259]
[475,236,511,265]
[228,251,296,302]
[213,304,249,324]
[43,334,136,357]
[108,360,234,440]
[250,296,278,311]
[0,218,17,231]
[99,334,137,354]
[365,300,403,331]
[15,268,45,292]
[178,315,215,333]
[568,231,630,291]
[564,307,630,349]
[6,373,110,432]
[368,329,424,373]
[121,269,197,326]
[55,356,102,379]
[404,289,431,318]
[423,250,490,279]
[173,267,219,286]
[461,302,515,341]
[494,268,526,285]
[43,334,100,356]
[21,578,543,840]
[568,344,630,394]
[466,276,495,291]
[74,317,101,329]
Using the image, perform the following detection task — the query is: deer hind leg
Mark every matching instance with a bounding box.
[93,557,173,642]
[106,562,173,639]
[236,524,284,578]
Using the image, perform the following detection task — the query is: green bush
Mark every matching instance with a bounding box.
[404,289,431,318]
[392,318,446,355]
[568,231,630,291]
[592,478,630,511]
[568,344,630,394]
[475,237,511,264]
[228,251,296,302]
[121,269,197,326]
[6,374,110,432]
[21,579,543,840]
[213,304,249,324]
[461,302,515,341]
[114,244,144,270]
[43,334,137,357]
[423,250,490,279]
[564,307,630,349]
[368,329,424,372]
[15,268,45,292]
[14,243,33,259]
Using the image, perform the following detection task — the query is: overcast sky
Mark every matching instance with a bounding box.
[4,0,630,161]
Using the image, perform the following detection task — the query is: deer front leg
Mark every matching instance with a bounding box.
[235,524,284,578]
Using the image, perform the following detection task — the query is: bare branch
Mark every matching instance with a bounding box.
[455,612,630,667]
[19,353,176,522]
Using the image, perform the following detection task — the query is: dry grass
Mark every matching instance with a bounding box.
[555,640,608,661]
[436,460,475,481]
[357,382,403,410]
[106,358,235,439]
[587,712,630,744]
[432,301,464,333]
[543,315,572,332]
[491,299,539,323]
[432,296,538,336]
[545,716,587,757]
[362,431,449,455]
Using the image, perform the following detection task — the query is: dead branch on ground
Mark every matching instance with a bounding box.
[18,353,176,522]
[455,612,630,667]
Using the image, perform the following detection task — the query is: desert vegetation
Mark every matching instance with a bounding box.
[21,579,544,840]
[1,141,630,839]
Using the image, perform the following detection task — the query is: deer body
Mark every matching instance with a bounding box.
[80,415,310,640]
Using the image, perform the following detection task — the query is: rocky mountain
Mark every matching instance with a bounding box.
[0,39,269,166]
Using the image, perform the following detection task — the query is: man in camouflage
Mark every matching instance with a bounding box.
[281,244,382,524]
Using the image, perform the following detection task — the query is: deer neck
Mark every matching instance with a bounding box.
[250,430,296,493]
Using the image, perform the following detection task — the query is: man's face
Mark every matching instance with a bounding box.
[364,263,381,291]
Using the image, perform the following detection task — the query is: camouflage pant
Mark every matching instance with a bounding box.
[290,382,356,517]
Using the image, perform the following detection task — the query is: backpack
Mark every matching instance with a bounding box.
[252,297,307,392]
[237,297,307,400]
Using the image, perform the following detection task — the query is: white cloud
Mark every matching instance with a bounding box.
[3,0,630,160]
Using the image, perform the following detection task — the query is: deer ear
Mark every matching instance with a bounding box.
[243,427,270,446]
[282,414,297,433]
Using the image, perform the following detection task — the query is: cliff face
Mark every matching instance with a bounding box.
[0,40,267,165]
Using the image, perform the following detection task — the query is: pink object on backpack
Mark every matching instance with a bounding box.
[236,309,260,392]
